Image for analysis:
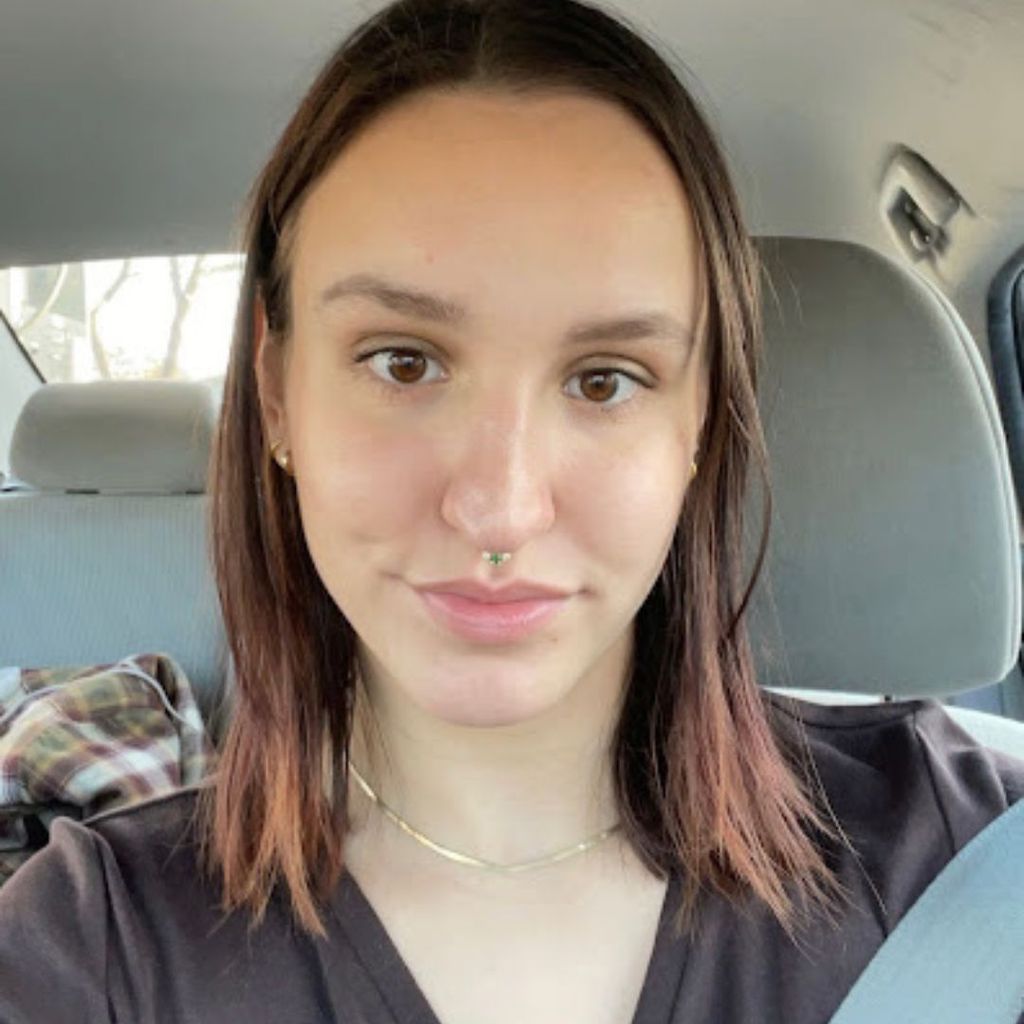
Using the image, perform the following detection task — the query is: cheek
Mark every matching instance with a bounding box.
[286,344,439,535]
[291,411,439,559]
[573,435,688,576]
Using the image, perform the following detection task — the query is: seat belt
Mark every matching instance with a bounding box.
[829,798,1024,1023]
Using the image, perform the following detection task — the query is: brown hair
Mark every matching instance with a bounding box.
[198,0,854,943]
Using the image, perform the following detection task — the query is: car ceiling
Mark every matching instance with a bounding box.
[2,0,1023,354]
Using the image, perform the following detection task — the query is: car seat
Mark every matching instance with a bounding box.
[749,236,1024,757]
[0,379,228,736]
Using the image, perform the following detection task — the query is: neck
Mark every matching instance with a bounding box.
[345,632,632,870]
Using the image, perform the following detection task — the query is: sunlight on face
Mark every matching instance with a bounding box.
[264,87,707,728]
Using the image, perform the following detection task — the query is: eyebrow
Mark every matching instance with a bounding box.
[316,272,693,348]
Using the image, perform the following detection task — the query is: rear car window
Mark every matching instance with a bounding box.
[0,255,243,383]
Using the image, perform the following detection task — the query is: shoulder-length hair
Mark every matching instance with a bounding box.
[197,0,853,942]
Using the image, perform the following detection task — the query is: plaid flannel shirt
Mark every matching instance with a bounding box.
[0,652,217,886]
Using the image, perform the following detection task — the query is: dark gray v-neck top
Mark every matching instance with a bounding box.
[1,693,1022,1024]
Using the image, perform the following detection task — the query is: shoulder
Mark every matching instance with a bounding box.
[0,785,211,1022]
[81,780,208,865]
[1,782,204,890]
[765,692,1024,929]
[79,783,230,937]
[0,782,219,949]
[765,692,1024,815]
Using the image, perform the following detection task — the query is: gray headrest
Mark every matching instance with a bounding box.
[10,380,217,493]
[746,237,1021,698]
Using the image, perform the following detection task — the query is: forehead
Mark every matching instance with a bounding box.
[289,88,702,321]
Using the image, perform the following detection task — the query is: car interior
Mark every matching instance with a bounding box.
[2,6,1024,996]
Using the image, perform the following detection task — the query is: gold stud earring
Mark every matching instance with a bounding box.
[690,459,698,479]
[270,440,292,474]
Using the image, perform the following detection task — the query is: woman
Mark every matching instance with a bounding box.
[1,1,1021,1022]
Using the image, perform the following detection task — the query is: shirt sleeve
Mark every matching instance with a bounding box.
[770,694,1024,935]
[911,700,1024,851]
[0,817,114,1024]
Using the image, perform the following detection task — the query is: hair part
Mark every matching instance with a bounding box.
[198,0,855,943]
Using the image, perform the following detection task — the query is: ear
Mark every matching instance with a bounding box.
[253,292,288,447]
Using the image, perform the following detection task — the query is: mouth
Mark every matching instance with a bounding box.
[416,588,570,643]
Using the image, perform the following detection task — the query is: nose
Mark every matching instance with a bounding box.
[440,388,557,554]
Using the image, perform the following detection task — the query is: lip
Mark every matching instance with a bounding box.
[415,586,571,643]
[413,578,574,603]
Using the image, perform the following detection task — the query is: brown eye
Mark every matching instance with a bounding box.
[359,347,445,386]
[566,368,643,408]
[357,348,648,410]
[579,370,618,403]
[387,350,427,384]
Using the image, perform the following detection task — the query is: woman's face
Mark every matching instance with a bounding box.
[257,87,707,729]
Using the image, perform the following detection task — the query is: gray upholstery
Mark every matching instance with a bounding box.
[10,380,216,493]
[746,237,1021,700]
[0,381,226,722]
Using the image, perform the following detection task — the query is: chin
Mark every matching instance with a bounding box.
[411,665,557,729]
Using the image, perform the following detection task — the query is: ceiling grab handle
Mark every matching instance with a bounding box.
[879,148,962,268]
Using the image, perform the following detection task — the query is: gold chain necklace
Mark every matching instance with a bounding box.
[347,761,621,874]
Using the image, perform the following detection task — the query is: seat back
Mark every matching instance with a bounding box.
[747,237,1024,757]
[0,380,227,728]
